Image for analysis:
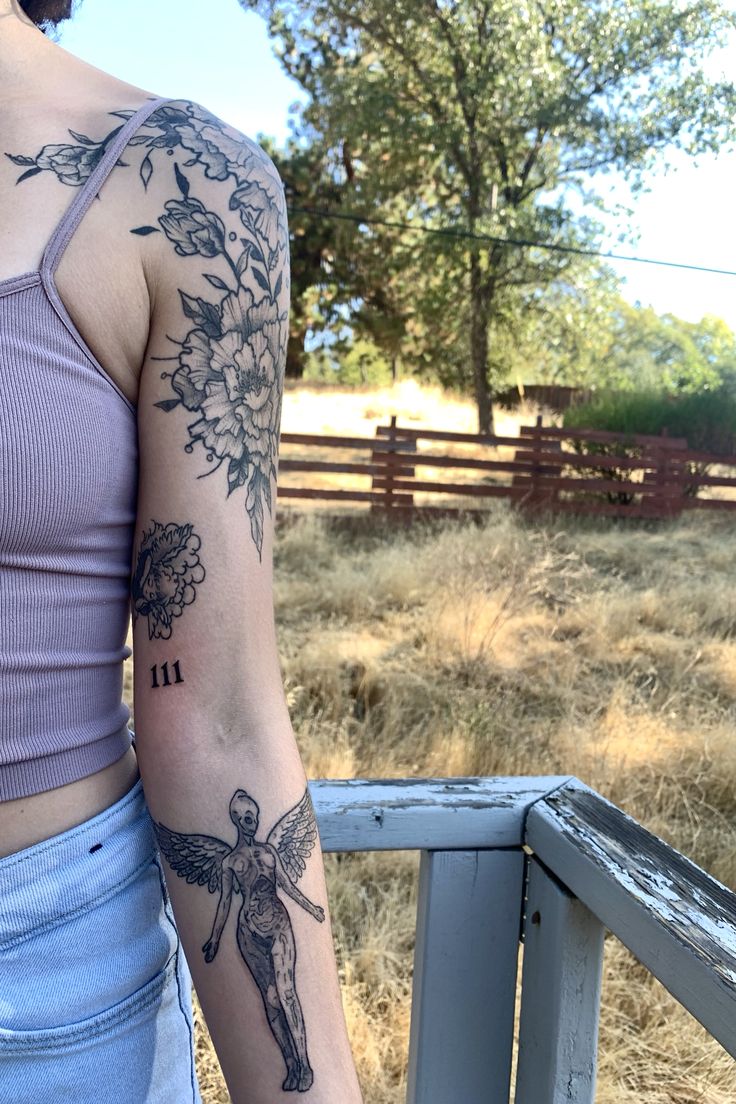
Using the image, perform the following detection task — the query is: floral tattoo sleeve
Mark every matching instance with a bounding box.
[7,101,288,558]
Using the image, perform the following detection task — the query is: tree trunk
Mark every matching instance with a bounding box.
[285,327,308,378]
[469,248,493,435]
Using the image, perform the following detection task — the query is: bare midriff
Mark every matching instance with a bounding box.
[0,746,141,860]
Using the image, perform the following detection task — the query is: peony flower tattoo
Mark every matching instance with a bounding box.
[131,520,206,641]
[128,105,289,559]
[158,196,226,258]
[4,125,120,185]
[8,100,288,559]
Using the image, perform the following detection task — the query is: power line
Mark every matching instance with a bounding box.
[288,204,736,278]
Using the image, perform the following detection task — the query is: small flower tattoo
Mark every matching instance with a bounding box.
[131,520,205,640]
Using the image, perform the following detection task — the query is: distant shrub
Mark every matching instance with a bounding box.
[563,389,736,455]
[561,389,736,504]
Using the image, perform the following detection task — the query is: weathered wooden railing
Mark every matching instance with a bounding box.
[278,419,736,520]
[309,776,736,1103]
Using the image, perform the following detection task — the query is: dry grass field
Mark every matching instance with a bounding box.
[125,383,736,1102]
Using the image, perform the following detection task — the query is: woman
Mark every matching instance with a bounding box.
[0,2,363,1100]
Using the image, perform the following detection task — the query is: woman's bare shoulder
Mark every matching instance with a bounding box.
[47,48,160,118]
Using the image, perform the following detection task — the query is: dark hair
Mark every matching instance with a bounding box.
[19,1,74,28]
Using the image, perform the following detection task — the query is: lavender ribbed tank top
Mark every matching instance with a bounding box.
[0,96,168,801]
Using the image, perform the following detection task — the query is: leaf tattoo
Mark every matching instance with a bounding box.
[154,788,323,1093]
[131,519,205,640]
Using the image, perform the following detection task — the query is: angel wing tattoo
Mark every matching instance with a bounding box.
[153,787,323,1094]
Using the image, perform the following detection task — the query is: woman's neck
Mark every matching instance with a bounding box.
[0,6,53,88]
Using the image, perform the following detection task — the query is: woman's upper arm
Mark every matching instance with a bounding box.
[129,100,290,744]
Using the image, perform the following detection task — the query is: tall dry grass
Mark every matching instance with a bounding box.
[124,384,736,1102]
[187,508,736,1102]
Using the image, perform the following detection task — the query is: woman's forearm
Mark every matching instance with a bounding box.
[134,723,363,1103]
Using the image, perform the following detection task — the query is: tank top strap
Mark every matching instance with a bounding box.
[40,95,170,278]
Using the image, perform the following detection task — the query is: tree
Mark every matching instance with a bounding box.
[242,0,736,431]
[595,303,736,393]
[259,134,358,377]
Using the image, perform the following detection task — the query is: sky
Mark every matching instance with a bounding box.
[58,0,736,329]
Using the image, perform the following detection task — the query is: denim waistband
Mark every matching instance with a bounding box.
[0,776,156,949]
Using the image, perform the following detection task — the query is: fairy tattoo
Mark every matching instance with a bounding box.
[6,100,288,559]
[154,788,323,1094]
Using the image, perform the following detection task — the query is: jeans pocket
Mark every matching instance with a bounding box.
[0,852,177,1034]
[0,953,201,1104]
[0,954,179,1055]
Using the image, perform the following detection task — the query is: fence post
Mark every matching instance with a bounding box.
[515,857,604,1104]
[642,429,686,519]
[406,848,524,1104]
[372,415,397,512]
[515,416,562,512]
[371,416,415,517]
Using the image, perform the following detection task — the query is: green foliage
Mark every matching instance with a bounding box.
[493,267,622,390]
[258,135,359,377]
[590,304,736,394]
[303,338,396,385]
[244,0,736,425]
[510,297,736,396]
[564,389,736,455]
[562,388,736,505]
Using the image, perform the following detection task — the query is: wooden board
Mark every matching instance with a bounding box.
[407,849,524,1104]
[279,459,415,476]
[526,780,736,1059]
[277,487,414,503]
[380,453,551,475]
[375,425,525,448]
[371,477,526,498]
[281,431,417,452]
[513,449,659,473]
[309,776,572,852]
[511,474,661,496]
[684,497,736,511]
[519,425,689,449]
[515,857,605,1104]
[688,473,736,488]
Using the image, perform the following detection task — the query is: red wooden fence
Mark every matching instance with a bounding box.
[277,417,736,521]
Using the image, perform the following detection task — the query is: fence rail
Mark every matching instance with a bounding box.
[309,775,736,1103]
[278,418,736,521]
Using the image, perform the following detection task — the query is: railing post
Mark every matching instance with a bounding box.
[526,779,736,1060]
[406,848,524,1104]
[515,857,604,1104]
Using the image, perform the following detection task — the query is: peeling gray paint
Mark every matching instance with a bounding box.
[311,776,573,852]
[526,781,736,1059]
[543,787,736,991]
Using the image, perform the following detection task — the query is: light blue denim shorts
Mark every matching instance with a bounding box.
[0,768,202,1103]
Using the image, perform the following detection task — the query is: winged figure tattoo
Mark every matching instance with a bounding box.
[154,788,324,1093]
